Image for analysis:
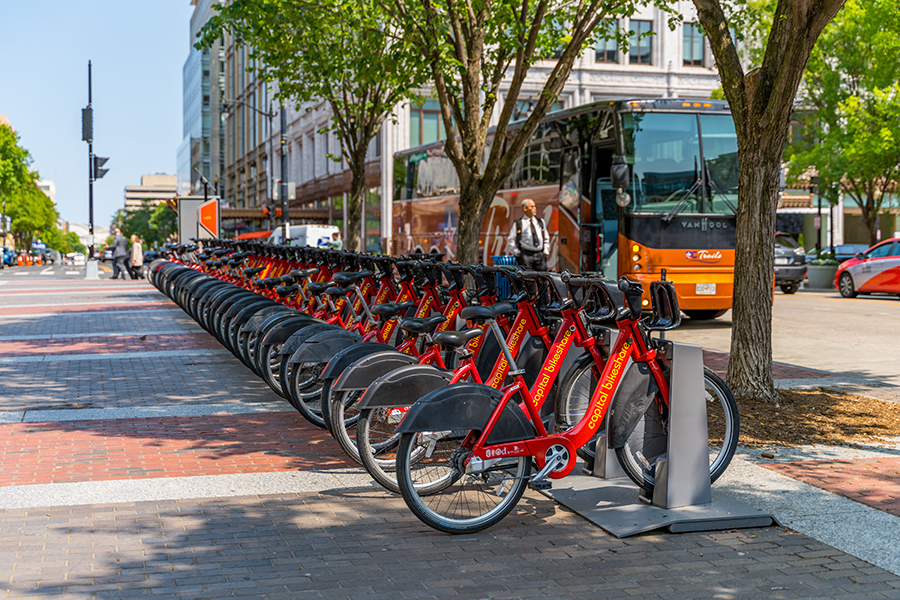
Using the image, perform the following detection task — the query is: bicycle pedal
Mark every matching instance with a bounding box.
[529,480,552,491]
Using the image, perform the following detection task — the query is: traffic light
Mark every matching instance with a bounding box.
[82,107,93,142]
[93,156,109,179]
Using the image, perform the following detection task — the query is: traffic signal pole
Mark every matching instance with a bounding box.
[280,105,289,244]
[82,61,109,279]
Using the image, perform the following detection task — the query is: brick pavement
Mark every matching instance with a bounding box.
[0,309,193,337]
[0,354,280,411]
[0,301,176,316]
[0,333,220,357]
[1,274,899,598]
[0,412,351,486]
[2,491,900,600]
[764,457,900,518]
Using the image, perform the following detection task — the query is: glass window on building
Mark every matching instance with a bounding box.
[410,98,447,147]
[629,20,653,65]
[683,23,705,66]
[595,20,619,63]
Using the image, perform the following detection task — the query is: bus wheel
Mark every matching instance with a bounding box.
[683,309,727,320]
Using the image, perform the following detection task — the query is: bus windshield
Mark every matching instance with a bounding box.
[621,112,738,216]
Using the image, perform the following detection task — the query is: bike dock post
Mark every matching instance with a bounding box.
[543,340,777,538]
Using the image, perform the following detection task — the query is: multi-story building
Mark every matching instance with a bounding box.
[177,0,225,199]
[124,174,177,212]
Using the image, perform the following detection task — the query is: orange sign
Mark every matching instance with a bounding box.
[198,199,219,237]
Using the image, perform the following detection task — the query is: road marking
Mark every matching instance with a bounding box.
[0,287,156,296]
[40,267,52,275]
[65,271,80,275]
[14,272,29,276]
[0,282,6,287]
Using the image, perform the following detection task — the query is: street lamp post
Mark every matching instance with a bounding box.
[221,97,284,238]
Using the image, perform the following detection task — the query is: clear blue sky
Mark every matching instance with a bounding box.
[0,1,195,227]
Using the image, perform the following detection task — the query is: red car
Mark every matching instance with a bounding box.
[835,238,900,298]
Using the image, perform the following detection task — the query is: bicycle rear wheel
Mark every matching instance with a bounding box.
[614,366,739,491]
[395,432,531,534]
[327,390,364,465]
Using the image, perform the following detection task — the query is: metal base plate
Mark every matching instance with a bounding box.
[541,468,778,538]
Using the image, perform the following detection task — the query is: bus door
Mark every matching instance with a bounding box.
[582,144,618,279]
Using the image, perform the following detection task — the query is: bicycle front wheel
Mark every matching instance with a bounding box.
[396,432,531,534]
[615,366,739,491]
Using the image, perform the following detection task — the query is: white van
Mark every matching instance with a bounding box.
[267,225,340,248]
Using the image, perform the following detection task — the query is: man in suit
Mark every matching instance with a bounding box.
[111,228,129,279]
[505,198,550,271]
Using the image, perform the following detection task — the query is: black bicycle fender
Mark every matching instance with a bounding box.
[260,316,322,347]
[278,323,346,356]
[287,330,361,365]
[230,299,277,327]
[242,306,294,332]
[321,343,402,381]
[608,361,660,449]
[331,350,417,392]
[355,364,452,410]
[395,383,534,445]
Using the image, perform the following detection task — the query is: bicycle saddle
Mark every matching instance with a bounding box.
[307,281,337,294]
[399,315,447,335]
[275,284,299,297]
[243,267,265,277]
[333,270,373,286]
[325,286,354,297]
[460,302,515,322]
[432,328,484,349]
[257,278,282,289]
[371,301,416,318]
[290,268,319,281]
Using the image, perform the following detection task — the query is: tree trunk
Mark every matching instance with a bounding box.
[727,134,782,403]
[455,181,495,266]
[346,144,370,253]
[861,198,878,246]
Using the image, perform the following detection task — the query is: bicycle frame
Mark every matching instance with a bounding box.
[464,312,669,480]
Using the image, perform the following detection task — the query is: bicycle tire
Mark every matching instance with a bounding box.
[326,389,364,465]
[356,406,414,494]
[614,366,739,491]
[257,342,288,398]
[395,432,531,534]
[287,361,326,428]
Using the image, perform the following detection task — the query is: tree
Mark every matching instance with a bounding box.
[110,201,175,249]
[7,180,57,250]
[786,0,900,246]
[198,0,430,251]
[384,0,673,264]
[691,0,845,402]
[0,124,34,245]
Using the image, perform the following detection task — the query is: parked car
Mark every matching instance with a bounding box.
[66,252,86,266]
[835,238,900,298]
[774,233,806,294]
[102,248,113,261]
[805,243,870,265]
[41,249,56,265]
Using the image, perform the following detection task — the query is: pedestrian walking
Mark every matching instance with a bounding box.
[505,198,550,271]
[111,228,129,279]
[328,230,343,251]
[130,234,144,279]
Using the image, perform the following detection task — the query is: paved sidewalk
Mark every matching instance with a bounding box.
[1,275,899,599]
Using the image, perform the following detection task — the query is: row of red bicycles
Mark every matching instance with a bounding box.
[149,240,739,534]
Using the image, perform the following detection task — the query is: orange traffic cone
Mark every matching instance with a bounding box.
[16,254,23,267]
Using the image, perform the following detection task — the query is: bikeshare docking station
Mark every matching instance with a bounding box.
[545,341,777,538]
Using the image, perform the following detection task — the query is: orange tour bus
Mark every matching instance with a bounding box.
[391,98,738,319]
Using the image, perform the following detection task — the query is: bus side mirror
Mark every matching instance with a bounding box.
[610,155,631,207]
[611,155,629,189]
